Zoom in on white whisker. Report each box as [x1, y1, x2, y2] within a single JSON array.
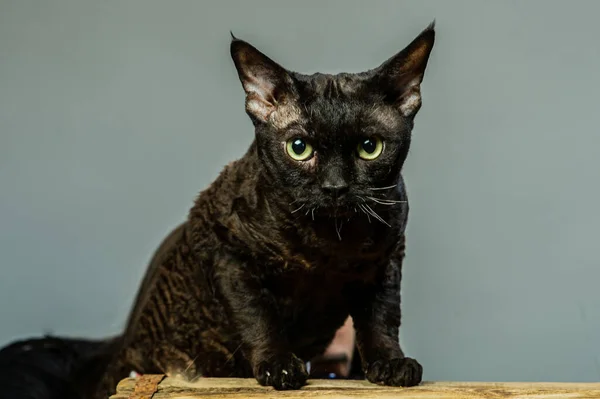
[[291, 203, 306, 214], [358, 204, 372, 223], [364, 204, 391, 227], [368, 184, 398, 191], [335, 218, 342, 241], [367, 196, 406, 206]]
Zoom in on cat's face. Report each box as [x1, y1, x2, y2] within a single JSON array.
[[231, 24, 435, 216]]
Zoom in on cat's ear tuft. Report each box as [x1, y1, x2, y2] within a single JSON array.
[[230, 39, 295, 124], [374, 22, 435, 119]]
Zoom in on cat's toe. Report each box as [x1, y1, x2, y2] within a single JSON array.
[[255, 353, 308, 390], [366, 357, 422, 387]]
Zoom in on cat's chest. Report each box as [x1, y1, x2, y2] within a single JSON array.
[[264, 271, 359, 353], [289, 215, 402, 262], [265, 267, 372, 310]]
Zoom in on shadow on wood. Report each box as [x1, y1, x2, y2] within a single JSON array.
[[110, 375, 600, 399]]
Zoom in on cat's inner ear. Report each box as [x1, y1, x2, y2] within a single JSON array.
[[230, 38, 297, 125], [374, 22, 435, 119]]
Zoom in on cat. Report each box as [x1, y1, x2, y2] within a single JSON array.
[[94, 22, 436, 397]]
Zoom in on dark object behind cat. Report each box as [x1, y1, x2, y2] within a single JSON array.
[[0, 335, 119, 399], [2, 23, 434, 398]]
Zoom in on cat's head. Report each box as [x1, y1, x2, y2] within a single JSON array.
[[231, 23, 435, 217]]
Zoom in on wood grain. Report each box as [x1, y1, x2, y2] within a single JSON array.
[[110, 376, 600, 399]]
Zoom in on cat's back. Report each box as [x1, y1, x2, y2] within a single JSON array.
[[126, 152, 262, 338], [123, 222, 188, 337]]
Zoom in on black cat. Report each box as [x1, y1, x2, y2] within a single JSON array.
[[94, 22, 436, 396]]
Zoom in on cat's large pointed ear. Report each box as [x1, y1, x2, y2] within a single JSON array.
[[230, 36, 297, 124], [373, 22, 435, 119]]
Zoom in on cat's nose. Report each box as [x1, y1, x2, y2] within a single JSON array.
[[321, 166, 349, 198], [321, 180, 349, 197]]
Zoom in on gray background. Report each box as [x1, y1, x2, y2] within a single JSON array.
[[1, 0, 599, 382]]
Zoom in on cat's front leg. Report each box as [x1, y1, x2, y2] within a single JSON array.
[[349, 258, 423, 387], [217, 261, 308, 390]]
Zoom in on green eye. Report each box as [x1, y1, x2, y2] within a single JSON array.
[[357, 137, 384, 160], [286, 138, 314, 161]]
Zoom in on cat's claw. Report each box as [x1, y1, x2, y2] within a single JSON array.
[[255, 353, 308, 390], [366, 357, 423, 387]]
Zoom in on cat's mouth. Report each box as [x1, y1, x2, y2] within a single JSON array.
[[309, 205, 357, 219], [292, 196, 369, 220]]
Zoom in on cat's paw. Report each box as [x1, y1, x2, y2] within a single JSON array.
[[254, 353, 308, 390], [366, 357, 423, 387]]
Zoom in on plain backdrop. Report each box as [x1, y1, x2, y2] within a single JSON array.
[[1, 0, 600, 382]]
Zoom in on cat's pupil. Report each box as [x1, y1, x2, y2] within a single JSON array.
[[291, 139, 306, 155], [362, 139, 376, 154]]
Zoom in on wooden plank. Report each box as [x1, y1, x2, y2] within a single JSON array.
[[110, 376, 600, 399], [125, 375, 165, 399]]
